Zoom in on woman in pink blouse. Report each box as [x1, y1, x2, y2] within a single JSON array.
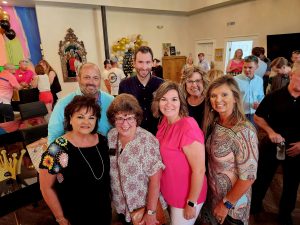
[[107, 94, 165, 225], [226, 49, 244, 75], [152, 81, 207, 225]]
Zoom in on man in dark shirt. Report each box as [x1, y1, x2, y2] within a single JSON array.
[[119, 46, 164, 134], [251, 69, 300, 225]]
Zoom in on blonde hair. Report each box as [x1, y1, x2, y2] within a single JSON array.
[[206, 69, 224, 83]]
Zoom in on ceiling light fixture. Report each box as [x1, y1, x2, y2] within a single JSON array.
[[2, 1, 8, 4]]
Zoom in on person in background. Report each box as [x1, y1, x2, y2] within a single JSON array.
[[251, 47, 267, 78], [267, 57, 291, 94], [206, 69, 224, 84], [152, 58, 163, 79], [258, 47, 271, 94], [181, 66, 208, 128], [107, 93, 165, 225], [234, 55, 264, 126], [101, 59, 112, 93], [202, 76, 258, 225], [39, 59, 62, 106], [291, 50, 300, 67], [152, 81, 207, 225], [198, 53, 210, 73], [107, 58, 126, 97], [39, 96, 112, 225], [31, 65, 53, 114], [251, 68, 300, 225], [226, 49, 244, 75], [119, 46, 164, 135], [14, 59, 34, 88], [181, 55, 195, 76], [48, 62, 114, 144], [0, 64, 21, 123]]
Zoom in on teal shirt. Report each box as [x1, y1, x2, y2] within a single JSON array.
[[48, 88, 114, 144]]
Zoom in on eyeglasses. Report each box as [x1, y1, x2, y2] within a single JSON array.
[[115, 116, 136, 124], [186, 79, 202, 85]]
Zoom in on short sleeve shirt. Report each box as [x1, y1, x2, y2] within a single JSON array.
[[156, 116, 207, 208], [108, 127, 165, 222]]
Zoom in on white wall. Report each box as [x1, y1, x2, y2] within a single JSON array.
[[106, 9, 190, 61], [188, 0, 300, 70], [35, 4, 104, 97]]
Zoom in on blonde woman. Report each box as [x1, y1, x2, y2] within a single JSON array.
[[226, 49, 244, 75]]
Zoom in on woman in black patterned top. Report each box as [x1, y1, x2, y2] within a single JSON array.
[[39, 96, 111, 225]]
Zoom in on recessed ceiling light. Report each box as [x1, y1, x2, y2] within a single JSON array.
[[2, 1, 8, 4]]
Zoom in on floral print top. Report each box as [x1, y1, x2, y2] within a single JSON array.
[[108, 127, 165, 222], [206, 121, 258, 225]]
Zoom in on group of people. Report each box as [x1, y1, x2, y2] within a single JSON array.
[[37, 45, 299, 225], [0, 59, 61, 122]]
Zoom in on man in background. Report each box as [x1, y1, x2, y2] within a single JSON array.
[[291, 50, 300, 67], [152, 58, 163, 79], [48, 62, 114, 143], [252, 47, 267, 78], [101, 59, 111, 93], [108, 58, 126, 97], [197, 52, 210, 72], [234, 55, 264, 125], [119, 46, 163, 134], [0, 64, 21, 123]]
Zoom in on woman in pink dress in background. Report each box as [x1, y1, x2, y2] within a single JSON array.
[[152, 81, 207, 225], [226, 49, 244, 75]]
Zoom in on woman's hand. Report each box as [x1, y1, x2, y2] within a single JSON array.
[[141, 213, 158, 225], [213, 201, 229, 224], [183, 204, 196, 220]]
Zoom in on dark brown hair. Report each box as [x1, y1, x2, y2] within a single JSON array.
[[270, 57, 289, 68], [152, 81, 188, 118], [107, 94, 143, 126], [64, 95, 100, 133], [134, 46, 153, 61], [39, 59, 55, 75]]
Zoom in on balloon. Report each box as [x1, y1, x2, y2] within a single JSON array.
[[0, 20, 10, 31], [125, 38, 130, 44], [1, 11, 10, 21], [5, 29, 16, 40]]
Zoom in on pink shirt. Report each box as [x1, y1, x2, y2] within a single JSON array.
[[156, 116, 207, 208], [15, 69, 34, 84], [0, 70, 21, 104]]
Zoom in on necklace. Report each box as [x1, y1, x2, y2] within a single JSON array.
[[77, 145, 104, 180]]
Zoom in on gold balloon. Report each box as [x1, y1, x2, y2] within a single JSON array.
[[125, 38, 130, 44], [116, 45, 121, 51], [1, 11, 10, 21]]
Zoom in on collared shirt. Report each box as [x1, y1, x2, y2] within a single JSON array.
[[254, 58, 267, 78], [14, 69, 34, 84], [234, 74, 264, 114], [48, 88, 114, 144], [119, 75, 163, 135], [198, 59, 210, 72], [0, 70, 21, 104]]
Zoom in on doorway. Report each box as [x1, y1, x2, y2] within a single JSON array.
[[225, 40, 253, 71], [195, 40, 215, 66]]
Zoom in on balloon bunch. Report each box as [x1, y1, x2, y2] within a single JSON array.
[[0, 7, 16, 40], [110, 34, 148, 66]]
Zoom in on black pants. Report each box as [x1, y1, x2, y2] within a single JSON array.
[[251, 136, 300, 218], [0, 103, 14, 123]]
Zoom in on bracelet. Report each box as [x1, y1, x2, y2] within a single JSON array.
[[56, 217, 66, 223]]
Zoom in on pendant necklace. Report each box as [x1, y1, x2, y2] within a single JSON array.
[[77, 145, 104, 180]]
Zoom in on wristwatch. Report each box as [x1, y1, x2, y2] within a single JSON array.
[[187, 200, 197, 208], [147, 209, 156, 215], [223, 198, 234, 209]]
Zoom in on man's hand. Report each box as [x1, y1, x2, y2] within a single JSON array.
[[268, 131, 285, 144], [286, 142, 300, 157]]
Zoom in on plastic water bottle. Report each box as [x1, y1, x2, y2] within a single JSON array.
[[276, 142, 286, 160]]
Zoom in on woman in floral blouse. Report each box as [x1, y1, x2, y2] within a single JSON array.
[[39, 96, 111, 225], [107, 93, 165, 225], [202, 76, 258, 225]]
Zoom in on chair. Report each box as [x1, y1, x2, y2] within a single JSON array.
[[18, 101, 48, 146]]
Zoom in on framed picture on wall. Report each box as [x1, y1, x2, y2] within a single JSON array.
[[162, 43, 171, 56], [170, 46, 176, 56], [215, 48, 223, 61]]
